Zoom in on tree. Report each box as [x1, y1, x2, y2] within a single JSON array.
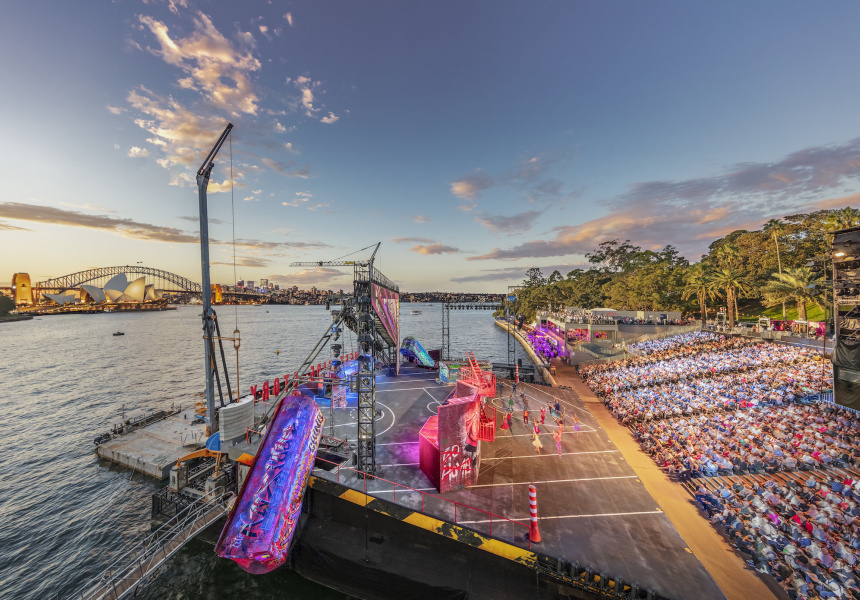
[[682, 263, 716, 327], [761, 267, 823, 321], [0, 295, 13, 317], [824, 207, 860, 231], [709, 268, 752, 327], [763, 218, 786, 319], [547, 269, 563, 284], [523, 267, 546, 289], [586, 239, 642, 273]]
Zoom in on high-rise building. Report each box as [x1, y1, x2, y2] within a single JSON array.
[[274, 284, 280, 291], [236, 280, 245, 289], [260, 278, 269, 289], [246, 281, 254, 289]]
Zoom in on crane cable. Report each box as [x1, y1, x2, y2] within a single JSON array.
[[230, 131, 237, 329]]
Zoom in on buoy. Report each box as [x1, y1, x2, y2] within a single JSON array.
[[528, 485, 541, 543], [276, 349, 280, 355]]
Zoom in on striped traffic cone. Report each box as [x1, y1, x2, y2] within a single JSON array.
[[528, 484, 541, 543]]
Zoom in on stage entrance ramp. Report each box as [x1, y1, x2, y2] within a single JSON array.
[[400, 336, 436, 368], [215, 395, 324, 574]]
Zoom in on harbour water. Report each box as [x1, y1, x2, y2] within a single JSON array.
[[0, 304, 536, 600]]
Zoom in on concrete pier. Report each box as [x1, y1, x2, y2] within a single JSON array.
[[96, 408, 207, 479]]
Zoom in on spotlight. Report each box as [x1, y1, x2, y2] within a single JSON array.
[[835, 251, 847, 258]]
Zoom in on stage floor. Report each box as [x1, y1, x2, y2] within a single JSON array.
[[312, 365, 725, 600]]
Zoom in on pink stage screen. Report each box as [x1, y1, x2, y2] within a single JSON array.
[[371, 283, 400, 345], [215, 395, 324, 574]]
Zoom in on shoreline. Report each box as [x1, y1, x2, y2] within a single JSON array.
[[493, 318, 557, 385], [0, 315, 33, 323]]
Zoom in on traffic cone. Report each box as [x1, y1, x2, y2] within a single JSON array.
[[528, 484, 541, 543]]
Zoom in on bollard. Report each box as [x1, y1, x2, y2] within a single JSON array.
[[528, 484, 541, 543]]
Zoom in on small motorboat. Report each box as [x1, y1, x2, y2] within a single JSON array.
[[113, 331, 125, 336], [411, 309, 422, 315]]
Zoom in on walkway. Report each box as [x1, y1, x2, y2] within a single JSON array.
[[550, 359, 777, 600]]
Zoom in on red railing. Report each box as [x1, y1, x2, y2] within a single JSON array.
[[313, 455, 531, 548]]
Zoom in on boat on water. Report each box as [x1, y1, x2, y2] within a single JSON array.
[[411, 309, 422, 314], [112, 331, 124, 336]]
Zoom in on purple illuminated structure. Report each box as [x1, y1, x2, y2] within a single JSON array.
[[215, 395, 324, 574]]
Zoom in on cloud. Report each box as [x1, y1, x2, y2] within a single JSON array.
[[107, 105, 125, 115], [320, 112, 339, 124], [468, 137, 860, 261], [137, 13, 260, 115], [274, 121, 286, 132], [270, 267, 347, 285], [457, 203, 477, 212], [0, 202, 200, 244], [212, 256, 271, 268], [0, 220, 31, 232], [262, 157, 311, 178], [128, 146, 149, 158], [450, 263, 587, 283], [450, 172, 493, 200], [413, 215, 430, 223], [282, 191, 325, 209], [284, 12, 294, 26], [259, 25, 268, 34], [474, 210, 543, 235], [410, 243, 461, 255], [0, 202, 329, 251], [391, 236, 435, 244], [178, 215, 225, 225]]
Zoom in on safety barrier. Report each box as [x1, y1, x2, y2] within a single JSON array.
[[312, 455, 532, 548], [67, 492, 233, 600]]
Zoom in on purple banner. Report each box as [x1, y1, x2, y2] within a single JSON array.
[[215, 395, 324, 574]]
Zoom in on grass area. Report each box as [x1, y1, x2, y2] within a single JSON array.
[[735, 300, 825, 322]]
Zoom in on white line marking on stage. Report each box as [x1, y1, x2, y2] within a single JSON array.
[[377, 386, 442, 392], [458, 510, 663, 524], [377, 463, 419, 467], [481, 450, 619, 460], [375, 401, 396, 436], [468, 475, 637, 488]]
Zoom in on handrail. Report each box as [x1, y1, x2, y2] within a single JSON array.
[[67, 492, 233, 600], [312, 456, 532, 548]]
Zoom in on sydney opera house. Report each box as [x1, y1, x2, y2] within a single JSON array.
[[43, 274, 162, 306]]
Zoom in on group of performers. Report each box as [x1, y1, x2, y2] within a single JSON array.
[[499, 392, 580, 456]]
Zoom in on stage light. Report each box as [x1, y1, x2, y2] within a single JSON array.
[[835, 251, 847, 257]]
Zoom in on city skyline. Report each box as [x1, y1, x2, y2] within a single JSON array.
[[2, 2, 860, 292]]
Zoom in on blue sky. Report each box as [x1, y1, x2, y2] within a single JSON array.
[[2, 1, 860, 291]]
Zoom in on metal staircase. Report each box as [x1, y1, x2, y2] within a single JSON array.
[[67, 492, 232, 600]]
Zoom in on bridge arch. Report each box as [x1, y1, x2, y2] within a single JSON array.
[[36, 266, 202, 293]]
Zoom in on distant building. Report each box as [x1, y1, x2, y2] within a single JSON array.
[[260, 278, 269, 289], [11, 273, 32, 305], [246, 281, 254, 289], [274, 284, 280, 291], [237, 279, 244, 289]]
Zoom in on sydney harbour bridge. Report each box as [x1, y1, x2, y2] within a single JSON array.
[[29, 265, 263, 300]]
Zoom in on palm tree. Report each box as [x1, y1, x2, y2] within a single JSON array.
[[763, 218, 786, 319], [761, 267, 823, 321], [682, 263, 716, 327], [708, 268, 752, 327], [824, 207, 860, 232], [713, 244, 744, 319]]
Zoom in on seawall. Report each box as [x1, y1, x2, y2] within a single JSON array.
[[493, 319, 556, 385]]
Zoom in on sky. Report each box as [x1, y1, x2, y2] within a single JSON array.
[[2, 1, 860, 292]]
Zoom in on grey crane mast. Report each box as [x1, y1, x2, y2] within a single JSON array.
[[196, 123, 234, 434]]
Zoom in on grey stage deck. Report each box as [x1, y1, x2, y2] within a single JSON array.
[[313, 365, 725, 600], [97, 408, 207, 478]]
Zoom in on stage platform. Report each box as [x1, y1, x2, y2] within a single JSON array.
[[311, 365, 725, 600]]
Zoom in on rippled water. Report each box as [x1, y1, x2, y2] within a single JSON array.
[[0, 304, 535, 599]]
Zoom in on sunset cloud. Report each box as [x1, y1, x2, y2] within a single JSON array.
[[410, 243, 461, 255], [468, 137, 860, 261], [450, 172, 493, 200]]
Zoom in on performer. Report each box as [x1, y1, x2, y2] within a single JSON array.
[[572, 414, 581, 432], [553, 425, 563, 457], [523, 408, 529, 425], [540, 406, 546, 425], [532, 425, 543, 455]]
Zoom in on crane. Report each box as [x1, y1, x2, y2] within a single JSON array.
[[196, 123, 234, 434], [289, 242, 380, 269]]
